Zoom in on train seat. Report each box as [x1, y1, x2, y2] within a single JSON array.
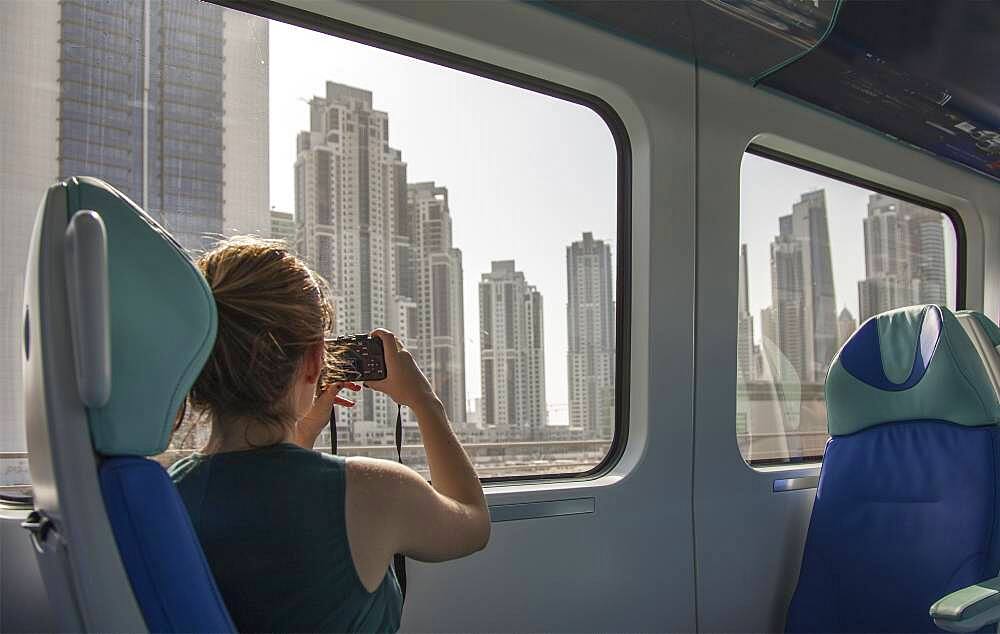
[[22, 177, 233, 632], [787, 304, 1000, 633], [956, 311, 1000, 398]]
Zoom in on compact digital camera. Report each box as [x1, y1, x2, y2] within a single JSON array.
[[327, 334, 387, 381]]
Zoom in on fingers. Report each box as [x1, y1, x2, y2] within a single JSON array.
[[335, 381, 359, 407], [370, 328, 395, 350], [370, 328, 403, 352], [318, 382, 361, 408], [369, 329, 402, 385], [335, 381, 360, 406], [334, 395, 356, 407]]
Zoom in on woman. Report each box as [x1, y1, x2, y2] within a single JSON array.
[[169, 237, 490, 633]]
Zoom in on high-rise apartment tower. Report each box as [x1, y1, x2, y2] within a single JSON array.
[[479, 261, 546, 440], [567, 232, 615, 438], [294, 82, 406, 442], [406, 182, 466, 425]]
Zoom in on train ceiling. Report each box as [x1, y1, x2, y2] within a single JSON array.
[[541, 0, 1000, 182]]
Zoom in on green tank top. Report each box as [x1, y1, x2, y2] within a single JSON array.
[[168, 443, 402, 633]]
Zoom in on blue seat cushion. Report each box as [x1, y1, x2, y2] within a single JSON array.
[[99, 457, 234, 633], [787, 421, 1000, 633]]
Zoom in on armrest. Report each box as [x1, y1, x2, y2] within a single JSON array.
[[931, 576, 1000, 632]]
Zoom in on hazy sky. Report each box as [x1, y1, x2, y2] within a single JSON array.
[[741, 153, 958, 342], [269, 22, 617, 422]]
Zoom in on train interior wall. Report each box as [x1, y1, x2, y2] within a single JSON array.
[[2, 1, 1000, 632]]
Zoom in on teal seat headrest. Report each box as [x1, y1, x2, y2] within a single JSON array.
[[826, 304, 1000, 436], [58, 177, 216, 455]]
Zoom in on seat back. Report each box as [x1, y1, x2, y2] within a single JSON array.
[[23, 177, 233, 632], [956, 310, 1000, 396], [99, 457, 234, 632], [786, 304, 1000, 633]]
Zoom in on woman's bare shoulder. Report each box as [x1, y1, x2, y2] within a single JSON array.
[[345, 456, 424, 502]]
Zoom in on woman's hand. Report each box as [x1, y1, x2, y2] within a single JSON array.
[[294, 381, 361, 450], [366, 329, 438, 410]]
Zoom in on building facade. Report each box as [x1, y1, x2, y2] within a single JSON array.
[[479, 261, 547, 440], [270, 210, 295, 247], [769, 233, 806, 382], [0, 0, 267, 469], [567, 233, 615, 439], [294, 82, 406, 442], [0, 1, 60, 470], [407, 182, 466, 425], [909, 207, 947, 305], [221, 9, 270, 239], [294, 84, 468, 441], [764, 190, 837, 384], [736, 243, 756, 383], [837, 307, 857, 349], [56, 0, 268, 252]]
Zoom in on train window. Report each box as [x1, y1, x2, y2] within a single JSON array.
[[737, 148, 960, 465], [1, 0, 624, 485]]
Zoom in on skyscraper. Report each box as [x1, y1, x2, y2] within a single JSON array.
[[407, 182, 466, 425], [736, 244, 756, 383], [270, 210, 295, 247], [480, 261, 546, 440], [909, 207, 947, 305], [566, 232, 615, 438], [862, 194, 912, 279], [837, 307, 857, 349], [858, 277, 910, 323], [0, 0, 268, 457], [769, 234, 806, 381], [793, 190, 838, 381], [858, 194, 913, 320], [295, 82, 407, 442], [764, 190, 837, 383], [54, 0, 268, 252], [858, 193, 947, 321], [760, 306, 776, 348]]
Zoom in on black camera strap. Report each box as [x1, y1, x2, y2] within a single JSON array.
[[393, 404, 407, 604], [329, 402, 407, 605]]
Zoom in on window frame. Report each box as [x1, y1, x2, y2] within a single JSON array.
[[205, 0, 633, 484], [740, 142, 967, 467]]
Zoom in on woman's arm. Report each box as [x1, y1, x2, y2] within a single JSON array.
[[344, 330, 489, 590]]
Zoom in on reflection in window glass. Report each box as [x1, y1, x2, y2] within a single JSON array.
[[737, 152, 957, 465], [0, 0, 618, 485]]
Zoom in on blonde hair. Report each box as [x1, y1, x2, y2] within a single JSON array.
[[186, 236, 342, 438]]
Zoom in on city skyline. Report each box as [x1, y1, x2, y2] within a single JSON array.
[[740, 187, 950, 387], [268, 21, 617, 425], [737, 180, 952, 463], [741, 153, 958, 347], [289, 80, 613, 441]]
